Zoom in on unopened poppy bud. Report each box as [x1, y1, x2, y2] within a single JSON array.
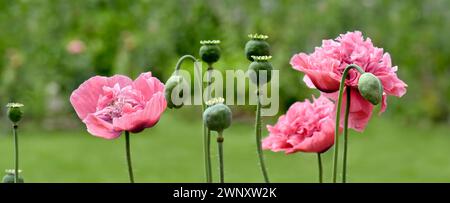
[[2, 169, 24, 183], [358, 73, 383, 105], [245, 34, 271, 61], [6, 103, 24, 124], [203, 98, 232, 133], [164, 75, 187, 109], [199, 40, 221, 64], [248, 56, 273, 85]]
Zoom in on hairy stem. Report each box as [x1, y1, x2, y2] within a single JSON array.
[[174, 55, 197, 73], [317, 153, 323, 183], [217, 131, 224, 183], [125, 131, 134, 183], [332, 64, 364, 183], [256, 87, 270, 183], [174, 55, 212, 183], [342, 87, 351, 183], [204, 65, 214, 183], [13, 124, 19, 183]]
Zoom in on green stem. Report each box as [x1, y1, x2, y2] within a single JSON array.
[[13, 124, 18, 183], [173, 55, 212, 183], [205, 65, 214, 183], [342, 87, 351, 183], [203, 119, 212, 184], [332, 64, 364, 183], [125, 131, 134, 183], [206, 130, 212, 182], [317, 153, 323, 183], [256, 87, 270, 183], [174, 55, 197, 73], [217, 131, 224, 183]]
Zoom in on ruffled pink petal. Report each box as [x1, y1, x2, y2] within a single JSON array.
[[132, 72, 165, 101], [291, 53, 340, 93], [377, 71, 407, 97], [302, 75, 316, 89], [70, 75, 132, 120], [289, 119, 335, 153], [106, 75, 133, 88], [302, 69, 340, 93], [83, 114, 121, 139], [112, 92, 167, 133], [290, 53, 311, 71], [262, 134, 292, 153], [264, 95, 336, 154]]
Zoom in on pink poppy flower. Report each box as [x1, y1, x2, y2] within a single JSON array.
[[66, 39, 86, 55], [263, 95, 337, 154], [70, 72, 167, 139], [290, 31, 407, 131]]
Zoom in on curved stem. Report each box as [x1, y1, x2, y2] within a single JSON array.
[[317, 153, 323, 183], [256, 86, 270, 183], [342, 87, 351, 183], [174, 55, 197, 74], [332, 64, 364, 183], [217, 131, 224, 183], [174, 55, 212, 183], [13, 124, 19, 183], [125, 131, 134, 183]]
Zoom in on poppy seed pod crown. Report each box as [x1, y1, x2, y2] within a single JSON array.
[[2, 169, 24, 183], [358, 73, 383, 105], [199, 40, 221, 64], [203, 98, 232, 133], [245, 34, 271, 61], [6, 103, 24, 124], [248, 56, 273, 85], [164, 75, 187, 109]]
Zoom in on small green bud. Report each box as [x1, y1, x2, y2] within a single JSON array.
[[6, 103, 24, 124], [164, 75, 188, 109], [2, 170, 24, 183], [248, 56, 273, 85], [203, 98, 232, 133], [199, 40, 221, 64], [245, 34, 271, 61], [358, 73, 383, 105]]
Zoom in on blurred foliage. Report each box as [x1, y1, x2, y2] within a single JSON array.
[[0, 0, 449, 124]]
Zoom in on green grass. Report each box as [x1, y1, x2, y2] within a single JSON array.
[[0, 109, 449, 183]]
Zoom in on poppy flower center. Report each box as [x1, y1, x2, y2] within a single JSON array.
[[94, 84, 145, 123]]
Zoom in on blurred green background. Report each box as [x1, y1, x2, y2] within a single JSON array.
[[0, 0, 449, 182]]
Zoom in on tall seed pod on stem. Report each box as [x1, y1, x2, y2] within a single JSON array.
[[199, 40, 221, 183], [203, 98, 232, 183], [3, 103, 24, 183], [244, 33, 273, 183]]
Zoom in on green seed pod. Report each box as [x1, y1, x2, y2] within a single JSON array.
[[164, 75, 188, 109], [245, 34, 271, 61], [6, 103, 24, 124], [199, 40, 221, 64], [248, 56, 273, 85], [2, 170, 24, 183], [358, 73, 383, 105], [203, 98, 232, 133]]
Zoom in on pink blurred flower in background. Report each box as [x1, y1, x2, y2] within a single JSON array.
[[290, 31, 407, 131], [70, 72, 167, 139], [66, 39, 86, 54], [263, 95, 336, 154]]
